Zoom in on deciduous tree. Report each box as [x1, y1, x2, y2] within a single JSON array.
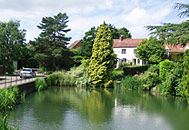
[[136, 37, 166, 64], [0, 20, 26, 73]]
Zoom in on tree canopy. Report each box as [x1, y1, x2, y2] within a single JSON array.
[[174, 3, 189, 18], [146, 3, 189, 46], [87, 23, 116, 87], [0, 20, 26, 73], [31, 12, 72, 70], [80, 27, 97, 58], [81, 24, 131, 58], [136, 37, 166, 64]]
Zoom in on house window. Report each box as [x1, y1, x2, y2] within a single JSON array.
[[134, 49, 137, 54], [121, 49, 126, 54], [122, 58, 127, 62]]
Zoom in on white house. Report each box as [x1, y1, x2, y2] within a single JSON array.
[[113, 38, 145, 68], [69, 38, 189, 68]]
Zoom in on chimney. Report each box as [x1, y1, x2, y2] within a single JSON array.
[[120, 35, 124, 41]]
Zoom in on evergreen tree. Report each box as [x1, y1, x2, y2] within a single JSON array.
[[174, 3, 189, 18], [147, 3, 189, 46], [87, 23, 116, 87], [32, 12, 71, 70], [0, 20, 26, 73], [81, 25, 131, 58], [147, 21, 189, 46]]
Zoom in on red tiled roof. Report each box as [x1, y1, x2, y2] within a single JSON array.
[[113, 39, 144, 48], [165, 43, 189, 53], [68, 40, 82, 49]]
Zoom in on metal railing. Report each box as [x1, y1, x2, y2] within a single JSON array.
[[0, 73, 45, 88]]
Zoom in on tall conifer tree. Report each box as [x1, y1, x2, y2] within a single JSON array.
[[87, 23, 115, 87], [32, 12, 71, 70]]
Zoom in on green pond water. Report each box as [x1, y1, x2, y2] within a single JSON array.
[[7, 87, 189, 130]]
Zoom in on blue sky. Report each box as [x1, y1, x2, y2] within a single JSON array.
[[0, 0, 188, 43]]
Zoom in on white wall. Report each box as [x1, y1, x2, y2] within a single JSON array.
[[113, 47, 143, 68]]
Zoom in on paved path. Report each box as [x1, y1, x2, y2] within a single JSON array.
[[0, 74, 46, 89]]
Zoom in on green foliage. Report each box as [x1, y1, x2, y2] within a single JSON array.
[[181, 50, 189, 103], [81, 27, 97, 58], [174, 3, 189, 18], [66, 65, 91, 87], [136, 37, 166, 64], [0, 116, 19, 130], [87, 23, 116, 87], [35, 78, 48, 92], [108, 24, 131, 39], [31, 12, 72, 71], [121, 61, 132, 68], [0, 20, 26, 73], [19, 46, 38, 68], [138, 64, 160, 90], [123, 65, 149, 76], [147, 3, 189, 46], [169, 53, 183, 61], [20, 90, 26, 101], [158, 62, 184, 95], [112, 69, 124, 80], [121, 76, 142, 90], [117, 27, 132, 39], [159, 60, 175, 82], [47, 73, 64, 86], [81, 24, 131, 59], [0, 86, 19, 112], [147, 21, 189, 46], [70, 48, 83, 66]]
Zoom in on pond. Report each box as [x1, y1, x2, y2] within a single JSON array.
[[8, 87, 189, 130]]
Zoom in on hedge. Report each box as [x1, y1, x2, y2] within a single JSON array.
[[123, 65, 149, 76]]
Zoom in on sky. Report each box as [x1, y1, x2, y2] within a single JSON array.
[[0, 0, 188, 44]]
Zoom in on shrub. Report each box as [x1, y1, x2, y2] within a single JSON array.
[[121, 76, 142, 90], [112, 69, 124, 80], [66, 65, 91, 87], [123, 65, 149, 76], [181, 50, 189, 103], [35, 78, 48, 92], [47, 73, 64, 86], [0, 86, 19, 112], [159, 59, 174, 82], [158, 63, 183, 95], [121, 61, 132, 68], [138, 64, 160, 90]]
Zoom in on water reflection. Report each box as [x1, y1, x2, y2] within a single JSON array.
[[7, 87, 189, 130], [114, 89, 189, 130]]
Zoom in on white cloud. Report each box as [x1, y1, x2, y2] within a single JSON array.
[[0, 0, 187, 43]]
